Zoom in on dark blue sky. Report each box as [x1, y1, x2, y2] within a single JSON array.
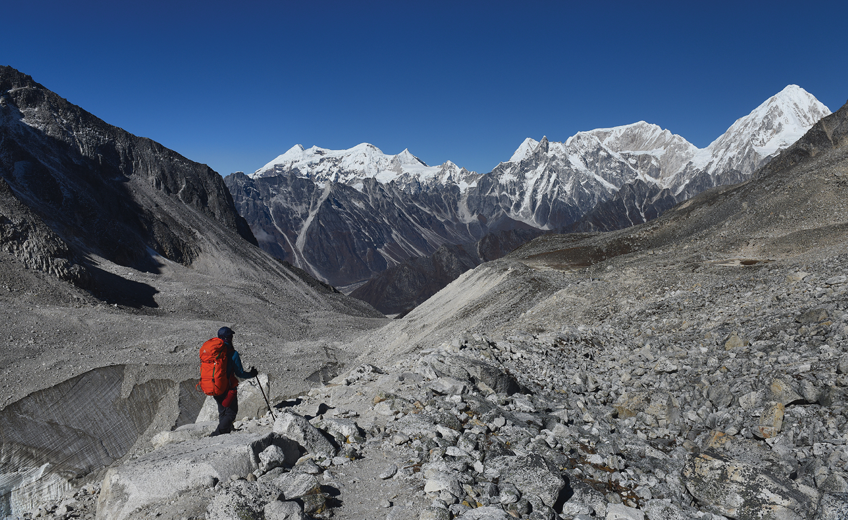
[[3, 1, 846, 175]]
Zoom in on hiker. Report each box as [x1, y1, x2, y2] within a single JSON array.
[[206, 326, 258, 436]]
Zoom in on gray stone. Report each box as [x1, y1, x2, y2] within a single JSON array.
[[797, 308, 829, 324], [387, 506, 410, 520], [614, 391, 680, 424], [815, 493, 848, 520], [259, 445, 289, 472], [819, 474, 848, 494], [319, 417, 362, 441], [653, 358, 678, 373], [682, 452, 819, 519], [756, 401, 785, 439], [150, 423, 210, 449], [429, 377, 468, 395], [462, 359, 524, 395], [498, 482, 521, 504], [512, 394, 536, 412], [837, 355, 848, 375], [708, 383, 733, 409], [273, 412, 336, 458], [293, 458, 322, 475], [456, 506, 511, 519], [725, 332, 746, 350], [769, 378, 805, 406], [206, 480, 264, 520], [263, 500, 305, 520], [786, 272, 810, 283], [272, 472, 320, 500], [424, 472, 464, 498], [300, 492, 327, 515], [799, 380, 821, 403], [379, 464, 398, 479], [485, 454, 564, 508], [643, 499, 688, 520], [606, 503, 645, 520], [739, 389, 765, 411], [420, 507, 452, 520]]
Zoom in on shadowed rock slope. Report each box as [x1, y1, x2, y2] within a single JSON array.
[[0, 66, 255, 277], [350, 227, 543, 316]]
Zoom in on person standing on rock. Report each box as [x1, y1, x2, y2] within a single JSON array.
[[209, 326, 258, 437]]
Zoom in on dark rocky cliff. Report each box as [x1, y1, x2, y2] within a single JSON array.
[[0, 66, 255, 286]]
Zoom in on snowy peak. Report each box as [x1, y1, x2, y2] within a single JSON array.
[[586, 122, 696, 157], [396, 148, 427, 166], [691, 85, 831, 173], [735, 84, 830, 155], [251, 143, 476, 190], [509, 138, 539, 163]]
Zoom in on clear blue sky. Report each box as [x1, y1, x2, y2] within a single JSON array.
[[3, 1, 846, 175]]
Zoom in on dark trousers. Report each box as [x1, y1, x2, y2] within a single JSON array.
[[211, 390, 238, 436]]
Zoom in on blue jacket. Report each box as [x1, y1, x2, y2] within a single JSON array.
[[225, 343, 251, 384]]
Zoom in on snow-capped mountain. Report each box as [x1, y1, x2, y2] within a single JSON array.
[[226, 85, 830, 298], [252, 143, 481, 193], [669, 84, 831, 197]]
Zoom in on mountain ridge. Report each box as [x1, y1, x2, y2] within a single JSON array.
[[228, 85, 830, 310]]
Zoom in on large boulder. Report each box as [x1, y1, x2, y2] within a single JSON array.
[[484, 454, 565, 508], [682, 452, 819, 519], [273, 412, 336, 458], [462, 358, 525, 395], [614, 390, 680, 424], [96, 432, 299, 520]]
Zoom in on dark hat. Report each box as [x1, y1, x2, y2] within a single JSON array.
[[217, 326, 235, 338]]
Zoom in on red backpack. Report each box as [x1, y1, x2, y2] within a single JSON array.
[[199, 338, 230, 396]]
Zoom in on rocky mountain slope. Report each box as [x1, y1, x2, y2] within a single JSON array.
[[44, 95, 848, 520], [0, 66, 388, 517], [227, 86, 830, 311], [350, 227, 542, 316], [0, 66, 255, 276]]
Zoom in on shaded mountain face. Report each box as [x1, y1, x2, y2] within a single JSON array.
[[228, 86, 828, 304], [349, 226, 543, 315], [0, 66, 256, 289], [225, 171, 530, 290]]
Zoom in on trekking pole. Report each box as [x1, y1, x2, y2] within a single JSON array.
[[254, 374, 276, 421]]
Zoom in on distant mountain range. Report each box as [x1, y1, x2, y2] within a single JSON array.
[[225, 85, 830, 313]]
